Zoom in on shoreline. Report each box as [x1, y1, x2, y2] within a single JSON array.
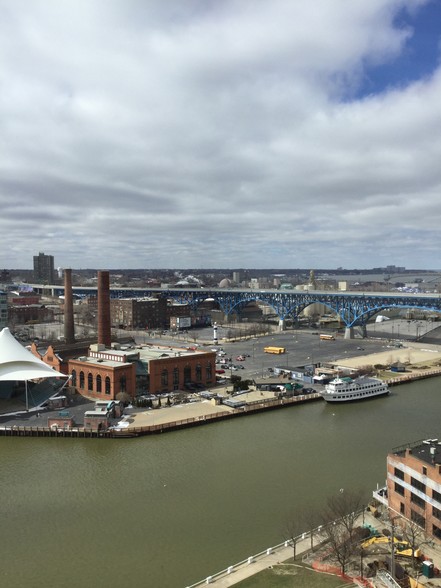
[[2, 340, 441, 440], [0, 392, 322, 438]]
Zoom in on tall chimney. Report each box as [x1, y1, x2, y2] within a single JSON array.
[[64, 268, 75, 344], [97, 270, 111, 347]]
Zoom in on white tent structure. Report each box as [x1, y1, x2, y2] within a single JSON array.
[[0, 327, 68, 409]]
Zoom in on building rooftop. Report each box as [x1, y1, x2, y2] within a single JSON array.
[[72, 355, 132, 368], [392, 438, 441, 466], [71, 343, 215, 369], [136, 344, 214, 363]]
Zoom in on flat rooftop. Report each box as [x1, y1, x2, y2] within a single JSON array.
[[392, 438, 441, 466], [70, 343, 214, 367], [136, 344, 214, 362]]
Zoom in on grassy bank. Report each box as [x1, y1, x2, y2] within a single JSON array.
[[234, 560, 358, 587]]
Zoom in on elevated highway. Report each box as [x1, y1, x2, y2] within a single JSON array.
[[30, 284, 441, 337]]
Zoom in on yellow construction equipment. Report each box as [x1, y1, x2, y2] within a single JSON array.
[[361, 535, 420, 558]]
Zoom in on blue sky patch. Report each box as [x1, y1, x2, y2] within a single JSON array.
[[357, 0, 441, 97]]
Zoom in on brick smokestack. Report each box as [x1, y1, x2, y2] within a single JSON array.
[[97, 270, 111, 348], [64, 268, 75, 344]]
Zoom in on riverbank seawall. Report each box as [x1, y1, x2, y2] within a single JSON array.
[[0, 392, 322, 439]]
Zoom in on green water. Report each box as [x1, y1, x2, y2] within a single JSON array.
[[1, 379, 440, 588]]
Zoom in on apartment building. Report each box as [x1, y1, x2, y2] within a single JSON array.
[[385, 439, 441, 540], [33, 252, 55, 284], [110, 297, 168, 330], [0, 291, 7, 329]]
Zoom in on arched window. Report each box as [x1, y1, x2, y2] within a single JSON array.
[[105, 376, 111, 395], [195, 363, 202, 382], [173, 367, 179, 386], [184, 365, 191, 384], [96, 375, 102, 392], [88, 373, 93, 391], [120, 375, 126, 392], [71, 369, 77, 387], [206, 362, 212, 380], [161, 370, 168, 387], [79, 371, 85, 389]]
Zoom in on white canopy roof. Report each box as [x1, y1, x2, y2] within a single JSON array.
[[0, 327, 67, 381]]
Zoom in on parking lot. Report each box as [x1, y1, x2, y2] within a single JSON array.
[[136, 324, 421, 384]]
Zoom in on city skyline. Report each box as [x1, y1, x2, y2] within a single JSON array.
[[1, 1, 440, 270]]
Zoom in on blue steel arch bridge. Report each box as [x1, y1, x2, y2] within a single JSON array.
[[38, 285, 441, 336]]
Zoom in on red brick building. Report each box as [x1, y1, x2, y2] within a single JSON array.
[[68, 344, 137, 401], [110, 297, 168, 330], [31, 341, 96, 376], [33, 337, 216, 399], [146, 347, 216, 394], [9, 305, 54, 325], [381, 439, 441, 541]]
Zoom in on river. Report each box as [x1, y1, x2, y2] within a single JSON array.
[[1, 377, 440, 588]]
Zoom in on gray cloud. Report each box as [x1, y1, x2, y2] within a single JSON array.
[[0, 0, 440, 270]]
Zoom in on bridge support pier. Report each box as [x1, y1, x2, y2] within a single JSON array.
[[278, 319, 286, 332], [344, 327, 354, 339]]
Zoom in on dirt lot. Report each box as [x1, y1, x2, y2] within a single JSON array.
[[334, 342, 441, 375]]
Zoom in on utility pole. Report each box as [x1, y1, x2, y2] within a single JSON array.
[[390, 517, 396, 580]]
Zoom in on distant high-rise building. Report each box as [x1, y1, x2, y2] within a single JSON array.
[[0, 290, 7, 329], [33, 252, 55, 284]]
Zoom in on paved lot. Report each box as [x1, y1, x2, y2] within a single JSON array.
[[2, 328, 441, 428]]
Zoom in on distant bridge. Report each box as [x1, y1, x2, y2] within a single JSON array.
[[32, 284, 441, 336]]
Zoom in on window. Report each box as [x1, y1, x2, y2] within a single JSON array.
[[423, 466, 427, 475], [79, 371, 85, 389], [184, 365, 191, 384], [120, 375, 126, 393], [173, 368, 179, 386], [161, 370, 168, 387], [410, 492, 425, 509], [433, 525, 441, 540], [411, 509, 425, 528], [206, 362, 212, 380], [433, 489, 441, 503], [400, 502, 405, 514], [394, 467, 405, 481], [88, 373, 93, 391], [433, 506, 441, 521], [71, 369, 77, 387], [195, 364, 202, 382], [105, 376, 111, 395], [394, 483, 405, 497], [411, 477, 426, 493], [96, 375, 102, 393]]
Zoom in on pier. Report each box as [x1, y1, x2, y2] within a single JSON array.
[[0, 392, 322, 439]]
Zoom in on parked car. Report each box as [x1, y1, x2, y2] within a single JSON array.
[[236, 355, 246, 361]]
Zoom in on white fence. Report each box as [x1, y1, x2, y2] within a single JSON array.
[[185, 525, 324, 588]]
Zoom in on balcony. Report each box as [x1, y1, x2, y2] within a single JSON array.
[[373, 485, 388, 507]]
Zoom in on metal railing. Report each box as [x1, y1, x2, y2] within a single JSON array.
[[185, 525, 324, 588], [186, 507, 375, 588], [377, 570, 401, 588]]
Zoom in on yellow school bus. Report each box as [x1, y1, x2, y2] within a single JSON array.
[[319, 334, 335, 341], [264, 346, 286, 354]]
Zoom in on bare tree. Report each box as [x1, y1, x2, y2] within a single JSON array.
[[283, 509, 323, 560], [283, 516, 304, 561], [399, 519, 427, 570], [320, 489, 364, 575], [301, 510, 322, 552]]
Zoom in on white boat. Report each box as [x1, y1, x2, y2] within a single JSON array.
[[321, 376, 389, 403]]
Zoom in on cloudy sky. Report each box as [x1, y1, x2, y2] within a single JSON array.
[[1, 0, 440, 270]]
